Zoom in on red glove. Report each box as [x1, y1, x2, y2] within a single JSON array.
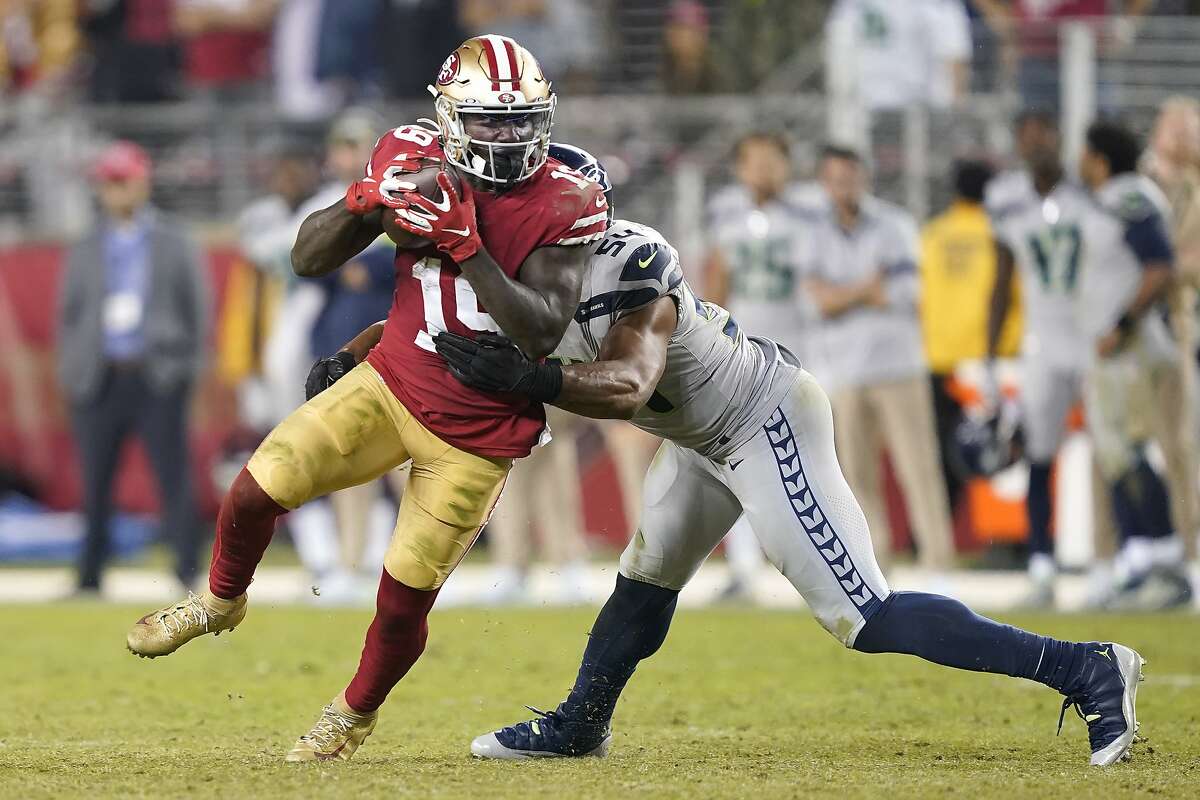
[[343, 155, 438, 216], [391, 172, 482, 262]]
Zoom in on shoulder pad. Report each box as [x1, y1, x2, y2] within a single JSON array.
[[367, 124, 443, 177], [587, 221, 683, 314]]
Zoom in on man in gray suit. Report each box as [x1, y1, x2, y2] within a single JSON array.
[[57, 141, 210, 592]]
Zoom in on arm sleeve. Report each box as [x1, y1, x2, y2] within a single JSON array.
[[1124, 210, 1175, 268]]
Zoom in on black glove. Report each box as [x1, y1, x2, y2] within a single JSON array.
[[434, 331, 562, 401], [304, 351, 358, 400]]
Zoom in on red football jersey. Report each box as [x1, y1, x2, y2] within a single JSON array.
[[363, 124, 609, 457]]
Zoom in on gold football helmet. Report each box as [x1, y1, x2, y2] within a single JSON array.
[[428, 35, 556, 188]]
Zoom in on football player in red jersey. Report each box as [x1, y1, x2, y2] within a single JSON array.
[[124, 34, 608, 762]]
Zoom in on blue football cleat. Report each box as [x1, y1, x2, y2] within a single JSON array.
[[1057, 642, 1146, 766], [470, 704, 611, 760]]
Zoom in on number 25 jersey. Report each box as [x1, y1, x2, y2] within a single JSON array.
[[363, 125, 608, 458]]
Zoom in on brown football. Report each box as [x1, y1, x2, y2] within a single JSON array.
[[380, 165, 464, 249]]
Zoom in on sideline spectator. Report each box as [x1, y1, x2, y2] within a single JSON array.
[[379, 0, 465, 99], [705, 131, 817, 599], [804, 145, 957, 576], [0, 0, 80, 97], [57, 142, 209, 594], [719, 0, 831, 91], [1146, 96, 1200, 573], [83, 0, 178, 103], [826, 0, 972, 111], [660, 0, 722, 94], [459, 0, 599, 90], [973, 0, 1154, 112], [919, 159, 1021, 510], [273, 0, 384, 120]]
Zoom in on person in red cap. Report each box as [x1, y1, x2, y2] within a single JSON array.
[[57, 140, 211, 595]]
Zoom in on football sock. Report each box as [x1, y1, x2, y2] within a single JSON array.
[[1110, 455, 1174, 542], [344, 568, 440, 713], [854, 591, 1093, 694], [208, 468, 287, 600], [560, 574, 679, 724], [1026, 461, 1053, 557]]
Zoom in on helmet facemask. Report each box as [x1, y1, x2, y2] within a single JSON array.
[[434, 93, 555, 189]]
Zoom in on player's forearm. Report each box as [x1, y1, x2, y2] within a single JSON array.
[[458, 249, 569, 359], [1123, 265, 1172, 322], [292, 200, 381, 278], [341, 321, 387, 363], [553, 361, 655, 420], [808, 278, 869, 319]]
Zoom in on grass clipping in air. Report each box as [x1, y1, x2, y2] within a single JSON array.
[[2, 605, 1198, 798]]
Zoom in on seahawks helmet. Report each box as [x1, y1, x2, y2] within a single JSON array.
[[549, 142, 614, 223]]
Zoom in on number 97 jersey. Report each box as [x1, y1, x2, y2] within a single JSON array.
[[363, 124, 609, 459]]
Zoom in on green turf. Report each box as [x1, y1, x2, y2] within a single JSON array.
[[3, 604, 1198, 799]]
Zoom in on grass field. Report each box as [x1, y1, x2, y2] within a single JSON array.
[[3, 604, 1199, 799]]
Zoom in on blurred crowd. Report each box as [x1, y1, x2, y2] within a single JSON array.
[[3, 1, 1197, 112]]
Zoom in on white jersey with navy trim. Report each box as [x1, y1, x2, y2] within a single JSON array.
[[706, 183, 820, 364], [985, 171, 1099, 368], [550, 217, 890, 645], [553, 219, 797, 461], [1085, 173, 1176, 348]]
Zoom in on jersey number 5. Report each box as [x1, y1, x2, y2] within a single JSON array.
[[413, 257, 501, 351]]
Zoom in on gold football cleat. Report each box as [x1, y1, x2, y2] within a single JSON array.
[[126, 591, 247, 658], [286, 695, 378, 762]]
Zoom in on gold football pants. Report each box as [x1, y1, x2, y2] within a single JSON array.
[[247, 363, 511, 589]]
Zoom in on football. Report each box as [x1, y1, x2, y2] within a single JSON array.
[[380, 164, 464, 249]]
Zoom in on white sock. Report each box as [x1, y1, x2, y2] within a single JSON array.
[[1028, 552, 1056, 584]]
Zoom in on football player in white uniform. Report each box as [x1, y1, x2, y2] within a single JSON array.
[[1077, 121, 1190, 607], [424, 147, 1147, 767], [986, 112, 1113, 606]]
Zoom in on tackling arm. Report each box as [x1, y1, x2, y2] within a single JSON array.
[[553, 297, 676, 420], [458, 243, 589, 359], [291, 200, 384, 278], [433, 296, 677, 420]]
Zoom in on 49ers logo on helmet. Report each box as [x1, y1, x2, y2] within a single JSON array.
[[497, 92, 516, 103], [437, 52, 461, 85]]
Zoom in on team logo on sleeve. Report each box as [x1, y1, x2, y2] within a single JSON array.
[[437, 52, 461, 86]]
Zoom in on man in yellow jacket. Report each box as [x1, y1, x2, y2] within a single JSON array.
[[919, 160, 1021, 510]]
